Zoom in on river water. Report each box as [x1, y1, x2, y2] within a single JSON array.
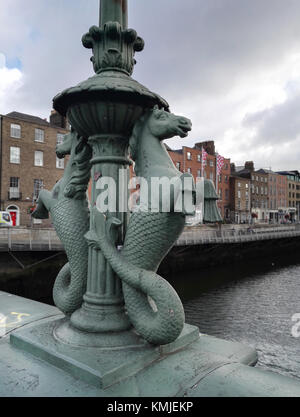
[[170, 254, 300, 381]]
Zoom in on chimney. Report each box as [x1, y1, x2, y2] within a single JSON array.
[[230, 163, 236, 173], [50, 109, 68, 128], [194, 140, 215, 155], [244, 161, 254, 171]]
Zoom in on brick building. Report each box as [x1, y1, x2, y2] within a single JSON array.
[[166, 141, 230, 220], [234, 162, 269, 222], [229, 173, 251, 223], [276, 170, 300, 221], [0, 111, 69, 227], [257, 169, 288, 223]]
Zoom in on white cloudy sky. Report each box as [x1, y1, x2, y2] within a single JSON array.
[[1, 0, 300, 171]]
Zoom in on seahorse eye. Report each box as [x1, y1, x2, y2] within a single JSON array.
[[157, 112, 166, 120]]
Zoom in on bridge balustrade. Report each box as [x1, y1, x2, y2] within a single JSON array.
[[0, 225, 299, 251]]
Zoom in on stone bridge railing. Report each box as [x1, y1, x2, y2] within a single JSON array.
[[1, 224, 300, 251], [0, 227, 63, 252], [176, 224, 300, 246]]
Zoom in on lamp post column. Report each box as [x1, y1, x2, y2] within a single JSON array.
[[70, 134, 131, 333]]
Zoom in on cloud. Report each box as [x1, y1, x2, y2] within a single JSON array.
[[0, 0, 300, 170], [0, 53, 23, 112], [244, 94, 300, 145]]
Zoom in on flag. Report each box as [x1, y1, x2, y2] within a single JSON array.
[[201, 148, 208, 166], [217, 154, 225, 175]]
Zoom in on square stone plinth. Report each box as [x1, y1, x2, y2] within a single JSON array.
[[10, 317, 200, 389]]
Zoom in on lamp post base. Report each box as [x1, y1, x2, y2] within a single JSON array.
[[10, 316, 200, 390], [4, 291, 300, 397]]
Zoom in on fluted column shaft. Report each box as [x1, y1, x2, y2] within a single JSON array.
[[70, 134, 131, 333]]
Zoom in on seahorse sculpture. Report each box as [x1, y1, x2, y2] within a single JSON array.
[[32, 130, 92, 315], [88, 106, 195, 345]]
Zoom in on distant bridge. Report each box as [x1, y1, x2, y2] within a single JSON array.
[[1, 224, 300, 252]]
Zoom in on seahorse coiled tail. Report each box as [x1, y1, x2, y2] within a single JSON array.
[[93, 210, 186, 345], [51, 198, 89, 315]]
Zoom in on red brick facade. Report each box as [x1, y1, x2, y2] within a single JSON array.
[[167, 141, 230, 219]]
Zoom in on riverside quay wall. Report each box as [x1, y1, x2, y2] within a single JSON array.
[[159, 223, 300, 276]]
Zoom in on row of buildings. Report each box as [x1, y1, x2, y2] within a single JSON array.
[[167, 142, 300, 224], [0, 110, 298, 226]]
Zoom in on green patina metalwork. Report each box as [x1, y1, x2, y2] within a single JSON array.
[[32, 0, 203, 344], [204, 179, 222, 223], [25, 0, 221, 349], [32, 131, 92, 315], [46, 0, 197, 343], [85, 107, 195, 345], [5, 0, 300, 397]]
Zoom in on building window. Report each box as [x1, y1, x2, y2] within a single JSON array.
[[238, 182, 241, 188], [10, 146, 20, 164], [210, 172, 214, 180], [57, 133, 65, 145], [197, 154, 201, 162], [238, 190, 241, 199], [33, 179, 44, 199], [209, 160, 214, 167], [56, 157, 64, 169], [10, 124, 21, 139], [197, 170, 201, 177], [10, 177, 19, 188], [176, 162, 181, 170], [187, 168, 191, 174], [9, 177, 20, 199], [34, 151, 44, 167], [225, 189, 229, 200], [35, 128, 44, 143], [187, 152, 191, 160]]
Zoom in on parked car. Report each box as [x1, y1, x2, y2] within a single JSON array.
[[0, 211, 13, 227]]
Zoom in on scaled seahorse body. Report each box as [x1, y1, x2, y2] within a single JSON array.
[[50, 198, 89, 315], [91, 107, 195, 345], [32, 131, 92, 315]]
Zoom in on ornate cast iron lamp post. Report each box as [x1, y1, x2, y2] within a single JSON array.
[[53, 0, 170, 341], [12, 0, 199, 387], [7, 0, 300, 397]]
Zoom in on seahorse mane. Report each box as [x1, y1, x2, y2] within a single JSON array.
[[64, 137, 92, 200]]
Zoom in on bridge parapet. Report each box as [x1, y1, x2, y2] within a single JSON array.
[[177, 224, 300, 246], [0, 227, 63, 252], [0, 225, 299, 251]]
